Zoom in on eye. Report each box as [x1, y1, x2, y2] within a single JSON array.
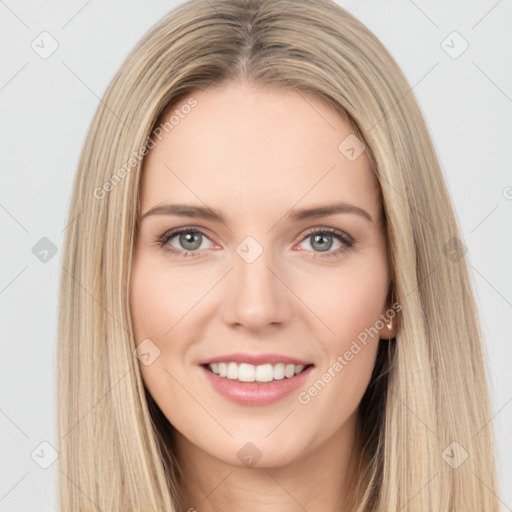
[[157, 226, 355, 259], [158, 227, 215, 257], [296, 227, 354, 258]]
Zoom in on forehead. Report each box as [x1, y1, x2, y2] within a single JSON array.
[[140, 82, 380, 221]]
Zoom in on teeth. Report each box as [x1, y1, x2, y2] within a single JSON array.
[[226, 362, 238, 379], [207, 362, 308, 382], [255, 364, 273, 382], [239, 363, 255, 382]]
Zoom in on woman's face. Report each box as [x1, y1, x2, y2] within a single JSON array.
[[130, 81, 391, 469]]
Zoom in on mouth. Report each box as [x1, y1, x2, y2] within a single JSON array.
[[202, 361, 313, 383], [198, 358, 315, 406]]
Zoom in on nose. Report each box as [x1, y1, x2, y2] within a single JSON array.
[[219, 247, 292, 332]]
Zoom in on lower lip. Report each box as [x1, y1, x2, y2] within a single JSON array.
[[199, 365, 314, 406]]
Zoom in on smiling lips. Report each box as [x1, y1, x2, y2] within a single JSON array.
[[198, 353, 314, 406]]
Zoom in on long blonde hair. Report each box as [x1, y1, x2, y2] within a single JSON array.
[[57, 0, 499, 509]]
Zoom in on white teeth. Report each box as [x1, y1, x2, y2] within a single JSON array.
[[207, 362, 309, 382], [255, 364, 273, 382], [284, 364, 295, 378], [238, 363, 255, 382], [294, 364, 305, 375], [273, 363, 285, 380], [226, 362, 238, 379]]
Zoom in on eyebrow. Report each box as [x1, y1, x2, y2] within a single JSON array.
[[140, 202, 373, 223]]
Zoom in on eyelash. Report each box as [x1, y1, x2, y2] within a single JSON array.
[[156, 226, 355, 260]]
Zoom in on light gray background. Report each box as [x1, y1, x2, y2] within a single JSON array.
[[1, 1, 511, 510]]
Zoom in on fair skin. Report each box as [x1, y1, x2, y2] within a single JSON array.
[[130, 80, 394, 511]]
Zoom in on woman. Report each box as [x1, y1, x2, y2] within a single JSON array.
[[57, 0, 499, 510]]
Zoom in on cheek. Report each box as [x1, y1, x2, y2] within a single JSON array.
[[302, 254, 389, 342], [130, 257, 205, 343], [129, 257, 216, 397], [129, 259, 196, 410], [130, 268, 169, 343], [295, 253, 388, 415]]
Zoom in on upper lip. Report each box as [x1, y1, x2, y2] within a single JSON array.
[[198, 352, 314, 366]]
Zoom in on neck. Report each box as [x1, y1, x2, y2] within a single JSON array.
[[173, 412, 364, 512]]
